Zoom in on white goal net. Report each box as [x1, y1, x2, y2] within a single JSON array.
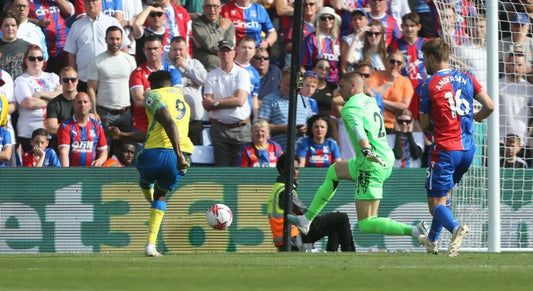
[[433, 0, 533, 251]]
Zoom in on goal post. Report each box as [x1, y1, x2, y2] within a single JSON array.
[[486, 0, 501, 253]]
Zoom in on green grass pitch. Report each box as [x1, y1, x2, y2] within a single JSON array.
[[1, 252, 532, 291]]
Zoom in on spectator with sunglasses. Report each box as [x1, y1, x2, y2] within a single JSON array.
[[14, 45, 61, 153], [251, 47, 281, 102], [46, 66, 86, 151], [311, 58, 337, 117], [360, 20, 387, 71], [367, 50, 414, 133], [302, 6, 341, 84], [150, 0, 191, 55], [386, 109, 424, 168], [131, 2, 167, 65]]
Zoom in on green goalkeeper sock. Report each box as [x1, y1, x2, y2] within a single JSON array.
[[358, 216, 412, 236], [305, 165, 340, 221]]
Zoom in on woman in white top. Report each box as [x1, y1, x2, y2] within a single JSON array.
[[340, 9, 368, 74], [15, 45, 61, 152], [360, 20, 387, 71]]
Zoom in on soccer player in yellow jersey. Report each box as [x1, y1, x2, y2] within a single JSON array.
[[136, 70, 194, 257]]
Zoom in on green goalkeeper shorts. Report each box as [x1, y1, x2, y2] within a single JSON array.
[[348, 158, 392, 200]]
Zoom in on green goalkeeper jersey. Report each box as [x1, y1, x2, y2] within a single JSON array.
[[341, 93, 394, 172]]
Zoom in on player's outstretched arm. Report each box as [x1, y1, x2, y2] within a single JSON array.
[[108, 126, 146, 142], [473, 91, 494, 122]]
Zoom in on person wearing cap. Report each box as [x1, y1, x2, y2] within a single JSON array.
[[302, 6, 342, 84], [329, 0, 363, 37], [202, 40, 251, 166], [500, 12, 533, 75], [340, 8, 369, 74], [192, 0, 236, 72], [296, 114, 341, 168]]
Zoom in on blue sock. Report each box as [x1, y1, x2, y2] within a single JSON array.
[[151, 200, 167, 211], [428, 199, 452, 241], [428, 217, 443, 242], [433, 204, 460, 233]]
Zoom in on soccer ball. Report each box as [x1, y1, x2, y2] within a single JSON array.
[[206, 204, 233, 230]]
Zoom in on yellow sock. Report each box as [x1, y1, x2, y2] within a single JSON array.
[[147, 206, 165, 243], [142, 187, 154, 202]]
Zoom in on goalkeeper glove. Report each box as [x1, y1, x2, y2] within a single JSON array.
[[362, 148, 386, 167]]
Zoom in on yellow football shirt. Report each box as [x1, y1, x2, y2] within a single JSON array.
[[0, 94, 8, 127], [143, 87, 194, 154]]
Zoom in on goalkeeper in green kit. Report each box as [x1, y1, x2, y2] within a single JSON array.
[[289, 72, 428, 241]]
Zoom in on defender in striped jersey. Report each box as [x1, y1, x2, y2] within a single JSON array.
[[418, 38, 493, 257]]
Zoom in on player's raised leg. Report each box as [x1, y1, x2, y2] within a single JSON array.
[[288, 161, 347, 234]]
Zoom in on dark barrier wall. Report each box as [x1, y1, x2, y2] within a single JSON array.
[[0, 168, 531, 253]]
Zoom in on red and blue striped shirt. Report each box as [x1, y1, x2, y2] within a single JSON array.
[[57, 117, 107, 166]]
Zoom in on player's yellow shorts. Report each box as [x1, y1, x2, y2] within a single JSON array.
[[347, 158, 392, 200]]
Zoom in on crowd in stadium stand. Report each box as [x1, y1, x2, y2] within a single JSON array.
[[0, 0, 530, 168]]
